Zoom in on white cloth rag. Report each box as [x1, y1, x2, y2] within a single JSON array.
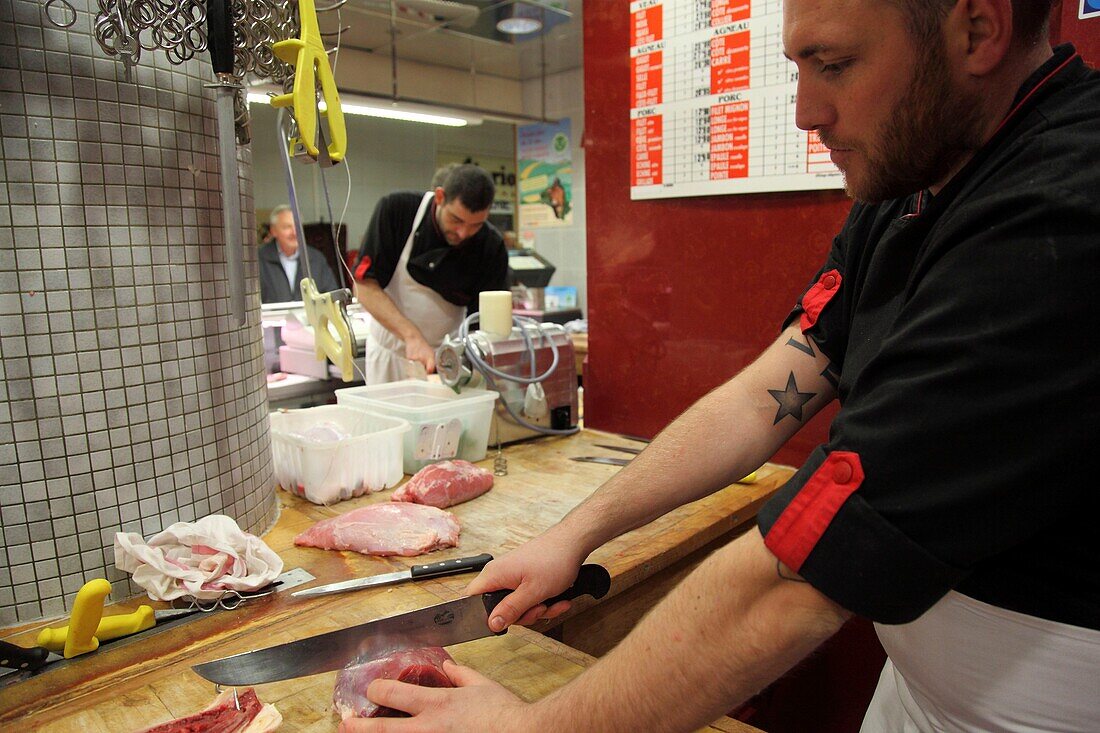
[[114, 515, 283, 601]]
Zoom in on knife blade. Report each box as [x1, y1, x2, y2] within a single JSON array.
[[192, 564, 611, 685], [570, 456, 631, 466], [593, 444, 643, 455], [292, 553, 494, 599]]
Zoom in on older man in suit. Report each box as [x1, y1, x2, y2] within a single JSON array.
[[259, 205, 340, 303]]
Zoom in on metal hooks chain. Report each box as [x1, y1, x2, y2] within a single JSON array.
[[88, 1, 346, 143], [92, 1, 300, 79], [91, 1, 304, 140], [236, 0, 299, 86], [41, 0, 78, 28]]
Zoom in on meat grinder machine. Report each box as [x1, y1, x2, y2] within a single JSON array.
[[435, 320, 580, 445]]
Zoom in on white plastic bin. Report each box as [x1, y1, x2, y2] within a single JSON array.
[[336, 380, 499, 474], [269, 405, 409, 505]]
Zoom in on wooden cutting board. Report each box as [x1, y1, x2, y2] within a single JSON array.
[[23, 626, 759, 732], [2, 428, 781, 731]]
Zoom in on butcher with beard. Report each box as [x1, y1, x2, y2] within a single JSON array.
[[342, 1, 1099, 731], [353, 164, 508, 384]]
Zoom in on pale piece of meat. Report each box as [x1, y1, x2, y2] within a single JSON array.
[[333, 647, 455, 719], [293, 502, 460, 556], [391, 460, 494, 509], [134, 687, 281, 732]]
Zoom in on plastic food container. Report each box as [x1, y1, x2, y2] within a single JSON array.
[[336, 380, 499, 474], [269, 405, 409, 505]]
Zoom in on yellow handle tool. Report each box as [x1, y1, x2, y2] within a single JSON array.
[[60, 579, 112, 658], [37, 605, 155, 653], [270, 0, 346, 163], [300, 278, 356, 381]]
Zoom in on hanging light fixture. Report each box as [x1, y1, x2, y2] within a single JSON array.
[[496, 2, 543, 35]]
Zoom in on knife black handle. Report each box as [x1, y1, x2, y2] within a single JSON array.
[[411, 553, 494, 580], [206, 0, 234, 76], [0, 640, 52, 671], [481, 564, 612, 629]]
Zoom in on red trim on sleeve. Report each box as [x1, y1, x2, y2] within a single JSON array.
[[799, 269, 842, 332], [764, 451, 864, 572], [354, 255, 372, 281]]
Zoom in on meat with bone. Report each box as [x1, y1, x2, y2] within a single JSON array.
[[294, 502, 460, 556], [333, 647, 455, 719], [134, 687, 281, 732], [390, 460, 494, 509]]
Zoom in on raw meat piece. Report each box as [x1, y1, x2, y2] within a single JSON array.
[[391, 460, 494, 509], [294, 503, 460, 556], [134, 687, 281, 732], [333, 647, 455, 719]]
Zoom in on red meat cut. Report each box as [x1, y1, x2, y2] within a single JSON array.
[[294, 502, 460, 556], [390, 460, 494, 508], [333, 647, 455, 719], [134, 687, 281, 732]]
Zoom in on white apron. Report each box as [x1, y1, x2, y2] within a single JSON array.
[[860, 591, 1100, 733], [365, 192, 466, 384]]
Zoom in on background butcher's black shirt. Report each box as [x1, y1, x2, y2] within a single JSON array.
[[757, 46, 1100, 630], [357, 191, 508, 311]]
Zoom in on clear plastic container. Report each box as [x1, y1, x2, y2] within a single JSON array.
[[336, 380, 499, 474], [269, 405, 409, 505]]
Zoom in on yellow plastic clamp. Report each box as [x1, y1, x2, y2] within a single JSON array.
[[270, 0, 347, 163]]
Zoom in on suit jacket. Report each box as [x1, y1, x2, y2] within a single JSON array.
[[259, 241, 342, 303]]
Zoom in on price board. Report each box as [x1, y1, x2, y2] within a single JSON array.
[[630, 0, 844, 199]]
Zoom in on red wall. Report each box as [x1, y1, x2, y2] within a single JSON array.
[[583, 3, 845, 465], [1057, 3, 1100, 66], [583, 3, 1097, 467]]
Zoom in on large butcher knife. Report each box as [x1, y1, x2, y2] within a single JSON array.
[[192, 564, 611, 685]]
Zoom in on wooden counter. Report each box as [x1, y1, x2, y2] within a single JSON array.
[[8, 626, 759, 732], [2, 428, 787, 731]]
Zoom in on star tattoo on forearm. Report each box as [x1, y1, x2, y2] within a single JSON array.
[[768, 372, 815, 424]]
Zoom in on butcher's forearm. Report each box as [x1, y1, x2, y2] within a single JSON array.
[[557, 380, 775, 553], [354, 279, 424, 344], [531, 531, 849, 732], [559, 323, 836, 555]]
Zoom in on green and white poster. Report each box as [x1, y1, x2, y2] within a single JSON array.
[[517, 119, 573, 228]]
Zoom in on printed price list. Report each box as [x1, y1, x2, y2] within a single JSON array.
[[629, 0, 843, 199]]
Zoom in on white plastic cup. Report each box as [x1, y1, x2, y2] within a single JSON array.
[[479, 290, 513, 340]]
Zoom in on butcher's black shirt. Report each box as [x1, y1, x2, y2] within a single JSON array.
[[355, 191, 508, 312], [758, 45, 1100, 630]]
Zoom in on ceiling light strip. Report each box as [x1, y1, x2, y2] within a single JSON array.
[[246, 93, 468, 127]]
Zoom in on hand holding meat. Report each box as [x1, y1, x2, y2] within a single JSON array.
[[335, 648, 456, 719], [463, 529, 588, 631], [337, 661, 531, 733], [404, 333, 436, 374]]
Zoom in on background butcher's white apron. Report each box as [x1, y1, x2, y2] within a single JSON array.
[[365, 192, 466, 384]]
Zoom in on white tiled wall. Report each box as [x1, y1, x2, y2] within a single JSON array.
[[0, 0, 276, 624]]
